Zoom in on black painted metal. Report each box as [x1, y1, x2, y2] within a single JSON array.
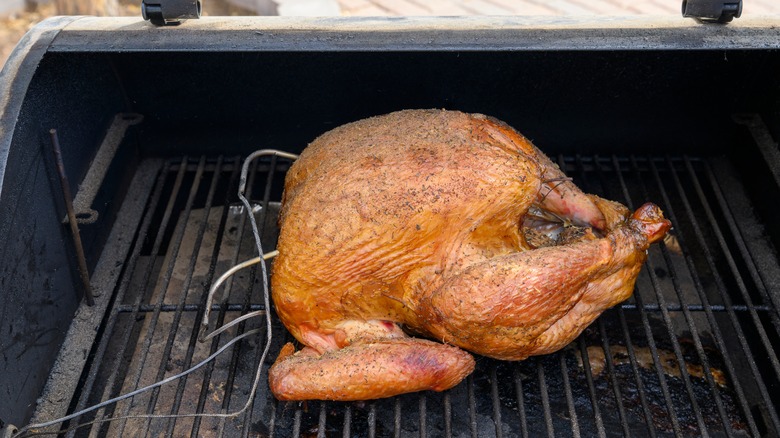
[[682, 0, 742, 22], [3, 19, 780, 436], [141, 0, 201, 26], [0, 19, 129, 424]]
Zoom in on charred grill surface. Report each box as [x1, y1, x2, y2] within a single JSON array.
[[57, 154, 780, 437]]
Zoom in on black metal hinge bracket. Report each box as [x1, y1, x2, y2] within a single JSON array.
[[142, 0, 202, 26], [682, 0, 742, 23]]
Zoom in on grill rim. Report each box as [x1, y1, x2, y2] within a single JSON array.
[[34, 16, 780, 54]]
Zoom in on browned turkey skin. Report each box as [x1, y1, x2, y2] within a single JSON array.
[[269, 109, 671, 401]]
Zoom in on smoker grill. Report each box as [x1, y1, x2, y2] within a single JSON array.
[[2, 16, 780, 437]]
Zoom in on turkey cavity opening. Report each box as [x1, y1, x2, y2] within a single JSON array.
[[522, 204, 600, 249]]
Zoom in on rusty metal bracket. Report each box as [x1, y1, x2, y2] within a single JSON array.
[[63, 113, 143, 225], [51, 129, 96, 306]]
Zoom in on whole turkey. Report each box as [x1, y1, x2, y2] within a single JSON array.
[[268, 109, 671, 401]]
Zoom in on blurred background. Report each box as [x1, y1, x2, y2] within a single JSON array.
[[1, 0, 779, 68]]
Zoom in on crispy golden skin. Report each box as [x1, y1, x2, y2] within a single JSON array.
[[269, 338, 475, 401], [269, 109, 671, 401]]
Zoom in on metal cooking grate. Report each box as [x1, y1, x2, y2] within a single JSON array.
[[60, 153, 780, 437]]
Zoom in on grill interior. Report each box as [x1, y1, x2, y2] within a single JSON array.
[[4, 18, 780, 437], [47, 152, 780, 437]]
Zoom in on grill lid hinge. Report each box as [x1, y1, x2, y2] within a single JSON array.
[[142, 0, 202, 26], [682, 0, 742, 23]]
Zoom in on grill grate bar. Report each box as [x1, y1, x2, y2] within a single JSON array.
[[626, 156, 729, 435], [607, 156, 685, 435], [115, 157, 208, 436], [166, 156, 240, 433], [576, 338, 608, 438], [144, 156, 223, 432], [116, 304, 266, 313], [62, 161, 171, 438], [669, 156, 780, 431], [592, 156, 657, 437], [268, 398, 278, 438], [443, 392, 452, 438], [615, 307, 658, 437], [243, 337, 268, 438], [190, 157, 261, 437], [626, 156, 716, 435], [419, 393, 427, 438], [112, 302, 770, 313], [653, 156, 765, 436], [585, 156, 667, 436], [512, 367, 529, 438], [704, 159, 780, 323], [628, 155, 717, 434], [537, 361, 555, 438], [343, 404, 352, 438], [167, 161, 292, 174], [559, 352, 580, 438], [466, 375, 477, 438], [77, 158, 188, 438], [112, 303, 771, 314], [221, 213, 261, 435], [650, 158, 744, 435], [394, 396, 402, 438], [368, 403, 376, 438], [699, 159, 780, 377], [317, 403, 327, 438], [619, 303, 772, 312], [292, 408, 302, 437], [489, 365, 504, 438]]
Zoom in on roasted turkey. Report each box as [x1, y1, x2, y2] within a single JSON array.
[[268, 109, 671, 401]]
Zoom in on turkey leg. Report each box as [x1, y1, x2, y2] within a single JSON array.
[[269, 336, 475, 401], [419, 203, 671, 361]]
